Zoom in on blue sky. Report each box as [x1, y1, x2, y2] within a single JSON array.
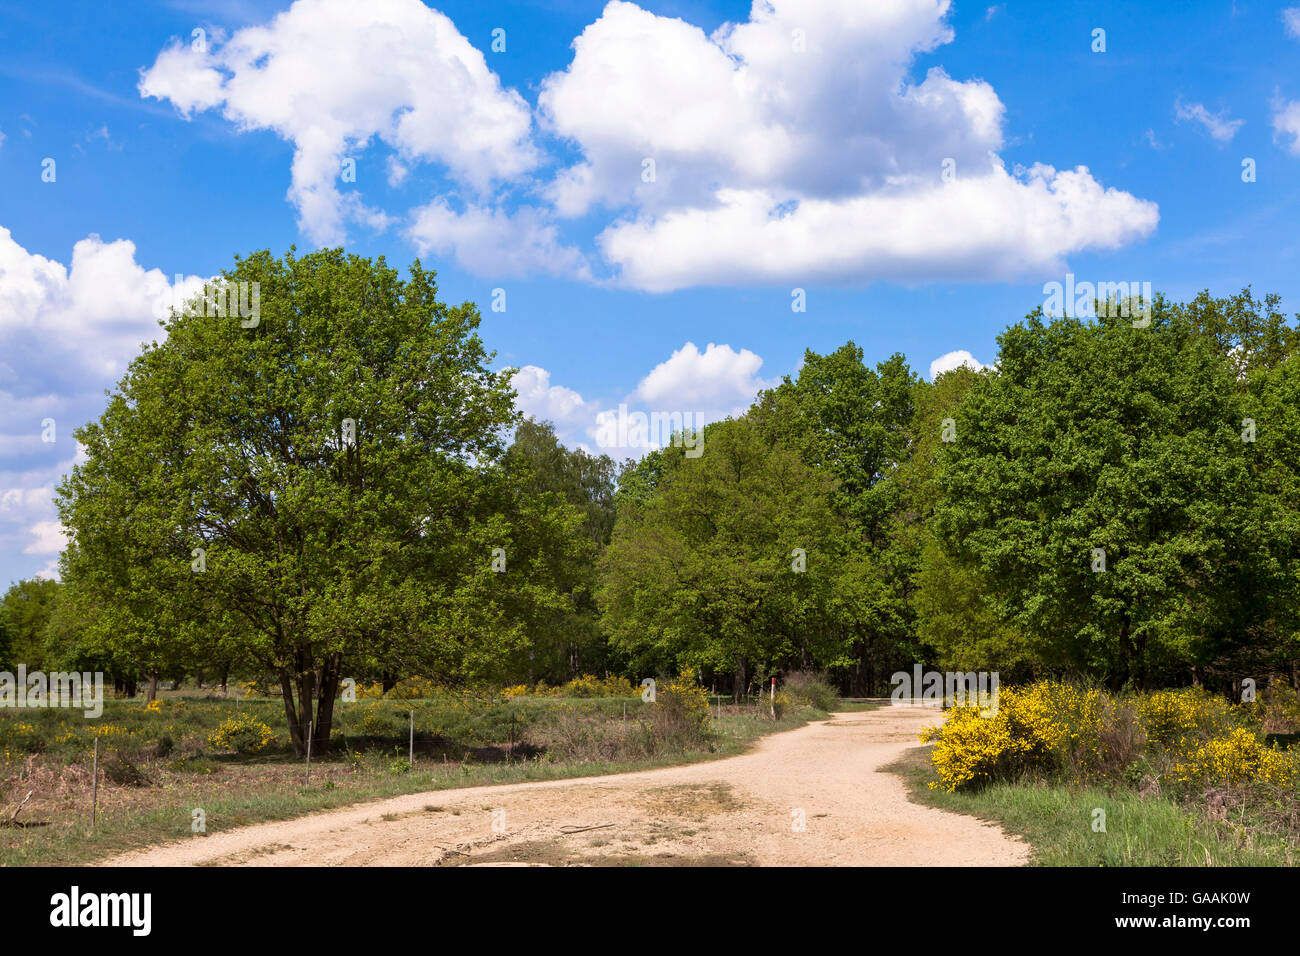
[[2, 0, 1299, 587]]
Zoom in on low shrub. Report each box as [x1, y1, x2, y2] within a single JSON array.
[[207, 715, 276, 754], [782, 671, 838, 711], [652, 669, 711, 749]]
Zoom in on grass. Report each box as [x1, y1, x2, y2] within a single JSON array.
[[887, 745, 1300, 866], [0, 693, 857, 866]]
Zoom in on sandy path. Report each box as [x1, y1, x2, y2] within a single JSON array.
[[103, 705, 1028, 867]]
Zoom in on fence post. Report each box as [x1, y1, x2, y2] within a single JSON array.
[[409, 710, 414, 768], [91, 737, 99, 829], [770, 677, 776, 719]]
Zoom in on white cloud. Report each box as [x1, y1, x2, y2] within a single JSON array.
[[634, 341, 774, 409], [137, 0, 1158, 291], [929, 349, 986, 379], [1272, 97, 1300, 156], [139, 0, 538, 246], [598, 164, 1158, 291], [1174, 98, 1244, 144], [0, 456, 76, 583], [540, 0, 1003, 216], [536, 0, 1157, 291], [1283, 7, 1300, 39], [511, 365, 596, 432], [408, 202, 587, 279], [0, 225, 198, 583], [23, 519, 67, 555], [0, 226, 202, 389]]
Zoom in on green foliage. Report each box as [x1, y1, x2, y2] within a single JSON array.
[[651, 670, 711, 748], [55, 248, 584, 754], [934, 301, 1263, 684], [208, 714, 277, 754], [599, 415, 840, 684], [781, 671, 838, 711], [0, 578, 60, 671]]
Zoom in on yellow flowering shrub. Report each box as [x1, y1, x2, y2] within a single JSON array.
[[922, 684, 1069, 792], [546, 674, 639, 698], [925, 680, 1298, 797], [652, 668, 711, 747], [1135, 688, 1236, 748], [1170, 728, 1267, 786], [207, 714, 276, 754]]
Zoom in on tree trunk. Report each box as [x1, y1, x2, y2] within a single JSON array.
[[220, 661, 230, 695], [146, 669, 159, 702], [281, 652, 343, 757]]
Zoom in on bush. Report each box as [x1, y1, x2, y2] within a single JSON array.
[[353, 704, 395, 737], [545, 674, 639, 698], [207, 715, 276, 754], [534, 705, 653, 762], [102, 753, 150, 786], [923, 680, 1292, 797], [652, 669, 711, 749], [782, 671, 838, 711], [1135, 688, 1237, 749]]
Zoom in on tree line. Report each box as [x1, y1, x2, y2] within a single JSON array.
[[4, 248, 1296, 753]]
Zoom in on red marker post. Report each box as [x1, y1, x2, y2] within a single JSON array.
[[770, 677, 776, 719]]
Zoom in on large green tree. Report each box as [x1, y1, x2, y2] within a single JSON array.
[[934, 300, 1262, 686], [57, 248, 576, 753], [600, 415, 841, 696], [503, 418, 615, 680]]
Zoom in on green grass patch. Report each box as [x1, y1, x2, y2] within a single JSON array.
[[887, 745, 1300, 866]]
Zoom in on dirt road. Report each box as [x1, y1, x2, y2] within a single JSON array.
[[104, 705, 1028, 867]]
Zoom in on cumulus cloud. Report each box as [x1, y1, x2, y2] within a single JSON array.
[[1174, 98, 1244, 144], [929, 349, 986, 379], [511, 365, 597, 433], [598, 164, 1158, 291], [408, 202, 587, 279], [139, 0, 538, 246], [633, 342, 774, 410], [0, 226, 203, 390], [539, 0, 1156, 290], [0, 226, 198, 584], [138, 0, 1159, 290], [23, 519, 67, 555]]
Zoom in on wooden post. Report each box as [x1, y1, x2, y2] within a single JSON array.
[[409, 710, 414, 768], [770, 677, 776, 719], [305, 720, 313, 785], [91, 737, 99, 829]]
